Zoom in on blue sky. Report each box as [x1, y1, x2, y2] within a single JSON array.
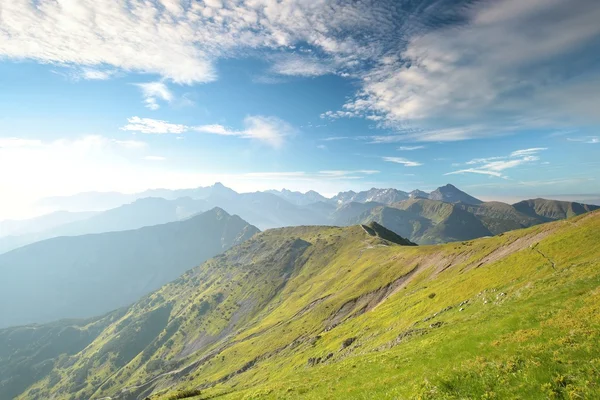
[[0, 0, 599, 218]]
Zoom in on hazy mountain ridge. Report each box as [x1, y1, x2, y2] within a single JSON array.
[[0, 208, 258, 328], [0, 210, 97, 238], [3, 211, 600, 399], [5, 184, 598, 254], [0, 197, 208, 254]]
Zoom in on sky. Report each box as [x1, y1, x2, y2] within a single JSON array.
[[0, 0, 599, 219]]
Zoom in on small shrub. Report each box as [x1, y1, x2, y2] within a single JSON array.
[[167, 388, 202, 399]]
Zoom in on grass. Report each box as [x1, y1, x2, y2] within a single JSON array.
[[10, 212, 600, 400]]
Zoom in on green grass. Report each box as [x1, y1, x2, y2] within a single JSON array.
[[8, 212, 600, 400]]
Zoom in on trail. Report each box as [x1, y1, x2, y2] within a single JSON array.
[[532, 243, 556, 270]]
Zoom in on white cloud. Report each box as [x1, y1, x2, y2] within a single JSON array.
[[323, 0, 600, 139], [382, 157, 422, 167], [398, 145, 425, 151], [567, 136, 599, 144], [134, 81, 173, 110], [446, 148, 547, 178], [144, 155, 166, 161], [123, 115, 293, 148], [80, 68, 116, 80], [121, 117, 188, 134], [0, 0, 393, 84], [270, 54, 334, 77], [510, 148, 547, 157]]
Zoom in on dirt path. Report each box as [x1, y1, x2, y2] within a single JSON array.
[[532, 243, 556, 270]]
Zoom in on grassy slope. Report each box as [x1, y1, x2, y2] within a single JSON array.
[[16, 212, 600, 400]]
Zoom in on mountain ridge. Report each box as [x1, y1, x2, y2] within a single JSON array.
[[3, 210, 599, 399], [0, 208, 258, 328]]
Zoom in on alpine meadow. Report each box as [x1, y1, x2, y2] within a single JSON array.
[[1, 0, 600, 399]]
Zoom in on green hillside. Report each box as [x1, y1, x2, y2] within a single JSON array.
[[4, 211, 600, 399]]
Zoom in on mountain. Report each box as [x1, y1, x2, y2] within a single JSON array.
[[457, 201, 543, 234], [4, 211, 600, 400], [0, 210, 96, 238], [35, 183, 237, 213], [409, 189, 429, 199], [0, 208, 258, 328], [513, 198, 599, 221], [331, 188, 409, 205], [329, 201, 383, 225], [352, 197, 600, 244], [354, 199, 492, 244], [265, 189, 329, 206], [428, 183, 483, 205], [0, 197, 208, 254], [26, 184, 600, 249]]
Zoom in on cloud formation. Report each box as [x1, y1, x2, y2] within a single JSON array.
[[398, 145, 425, 151], [322, 0, 600, 139], [122, 115, 294, 148], [446, 148, 547, 178], [134, 81, 173, 110], [382, 157, 422, 167], [2, 0, 599, 142]]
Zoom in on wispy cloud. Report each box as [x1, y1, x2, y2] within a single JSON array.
[[122, 116, 294, 148], [320, 136, 351, 142], [510, 148, 548, 157], [398, 145, 425, 151], [79, 68, 116, 81], [122, 117, 188, 134], [567, 136, 599, 144], [382, 157, 422, 167], [134, 82, 173, 110], [446, 148, 547, 178], [321, 0, 600, 139], [270, 54, 334, 77]]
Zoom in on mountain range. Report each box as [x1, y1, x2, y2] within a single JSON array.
[[2, 210, 599, 399], [3, 184, 597, 255], [0, 208, 258, 328]]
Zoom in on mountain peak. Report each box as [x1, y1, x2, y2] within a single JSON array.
[[362, 221, 417, 246], [429, 184, 482, 205]]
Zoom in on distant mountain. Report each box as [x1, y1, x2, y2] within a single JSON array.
[[354, 199, 491, 244], [0, 208, 258, 328], [409, 189, 429, 199], [35, 183, 236, 212], [350, 197, 599, 244], [25, 184, 600, 250], [457, 201, 542, 235], [428, 184, 482, 205], [329, 201, 384, 225], [0, 210, 96, 238], [331, 188, 409, 205], [265, 189, 328, 206], [513, 198, 599, 221], [0, 197, 208, 254]]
